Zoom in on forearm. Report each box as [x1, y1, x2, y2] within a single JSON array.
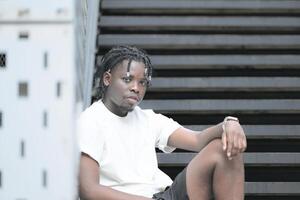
[[80, 184, 151, 200], [168, 123, 224, 152], [168, 117, 246, 157], [193, 122, 223, 152]]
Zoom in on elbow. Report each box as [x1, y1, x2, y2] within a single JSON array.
[[79, 184, 98, 200]]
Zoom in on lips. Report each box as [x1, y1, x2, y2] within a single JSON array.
[[127, 96, 139, 102]]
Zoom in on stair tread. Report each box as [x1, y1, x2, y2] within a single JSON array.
[[98, 34, 300, 49], [100, 16, 300, 29], [157, 152, 300, 165], [148, 77, 300, 91], [140, 99, 300, 113], [185, 125, 300, 138]]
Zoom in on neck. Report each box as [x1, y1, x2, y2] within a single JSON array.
[[101, 98, 128, 117]]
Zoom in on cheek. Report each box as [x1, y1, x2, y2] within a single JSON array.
[[111, 81, 128, 95], [140, 87, 147, 96]]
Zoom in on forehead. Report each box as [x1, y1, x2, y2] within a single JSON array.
[[113, 60, 146, 76]]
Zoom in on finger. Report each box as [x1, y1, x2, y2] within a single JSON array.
[[230, 149, 239, 158], [234, 134, 240, 152], [222, 131, 227, 151], [229, 134, 238, 156], [236, 134, 244, 153], [226, 133, 233, 158], [239, 138, 244, 153], [243, 136, 247, 152]]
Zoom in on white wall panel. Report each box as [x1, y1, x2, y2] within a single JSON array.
[[0, 1, 80, 199]]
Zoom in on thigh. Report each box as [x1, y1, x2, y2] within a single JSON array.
[[152, 168, 189, 200]]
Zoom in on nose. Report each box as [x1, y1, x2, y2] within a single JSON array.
[[130, 81, 140, 93]]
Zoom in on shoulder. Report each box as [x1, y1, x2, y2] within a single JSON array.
[[77, 101, 105, 140], [78, 101, 104, 125], [134, 106, 157, 118], [134, 106, 171, 123]]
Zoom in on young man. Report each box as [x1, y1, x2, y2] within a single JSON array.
[[78, 46, 247, 200]]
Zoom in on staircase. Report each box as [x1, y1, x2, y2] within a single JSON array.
[[96, 0, 300, 199]]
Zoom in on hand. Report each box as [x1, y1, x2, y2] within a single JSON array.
[[221, 120, 247, 160]]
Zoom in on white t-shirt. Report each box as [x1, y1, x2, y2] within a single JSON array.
[[77, 100, 182, 197]]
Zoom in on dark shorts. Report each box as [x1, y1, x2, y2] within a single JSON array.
[[152, 168, 189, 200]]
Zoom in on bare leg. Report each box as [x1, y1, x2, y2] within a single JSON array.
[[186, 139, 244, 200]]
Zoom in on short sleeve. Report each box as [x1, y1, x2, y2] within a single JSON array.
[[77, 112, 103, 165], [152, 112, 182, 153]]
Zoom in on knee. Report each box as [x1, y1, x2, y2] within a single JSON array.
[[206, 139, 224, 156], [204, 139, 244, 164], [191, 139, 225, 165]]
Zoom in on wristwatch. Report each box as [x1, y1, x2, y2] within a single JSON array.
[[222, 116, 239, 132]]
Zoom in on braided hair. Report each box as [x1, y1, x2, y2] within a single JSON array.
[[94, 46, 153, 100]]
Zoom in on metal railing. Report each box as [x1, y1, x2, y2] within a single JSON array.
[[75, 0, 100, 110]]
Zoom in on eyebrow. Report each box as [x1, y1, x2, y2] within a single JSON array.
[[123, 73, 147, 81]]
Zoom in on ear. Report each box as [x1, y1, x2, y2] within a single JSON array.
[[103, 71, 111, 86]]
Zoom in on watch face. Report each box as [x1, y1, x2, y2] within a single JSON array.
[[225, 116, 239, 122]]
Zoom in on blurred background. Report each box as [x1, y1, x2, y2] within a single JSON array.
[[1, 0, 300, 199], [0, 0, 99, 199]]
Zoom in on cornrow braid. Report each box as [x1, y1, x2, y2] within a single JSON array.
[[94, 46, 153, 99]]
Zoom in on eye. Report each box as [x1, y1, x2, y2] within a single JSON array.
[[140, 79, 149, 87], [122, 76, 132, 83]]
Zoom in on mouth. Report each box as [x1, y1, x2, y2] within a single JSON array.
[[127, 96, 139, 103]]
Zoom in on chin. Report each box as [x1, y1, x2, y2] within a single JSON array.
[[127, 106, 135, 112], [120, 104, 135, 113], [127, 102, 139, 110], [121, 101, 139, 113]]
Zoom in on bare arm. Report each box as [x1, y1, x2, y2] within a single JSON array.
[[167, 120, 247, 159], [79, 153, 151, 200]]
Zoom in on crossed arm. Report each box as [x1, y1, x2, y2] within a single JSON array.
[[168, 119, 247, 159], [79, 119, 247, 200]]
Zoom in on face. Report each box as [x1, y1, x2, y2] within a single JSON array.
[[102, 60, 149, 116]]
